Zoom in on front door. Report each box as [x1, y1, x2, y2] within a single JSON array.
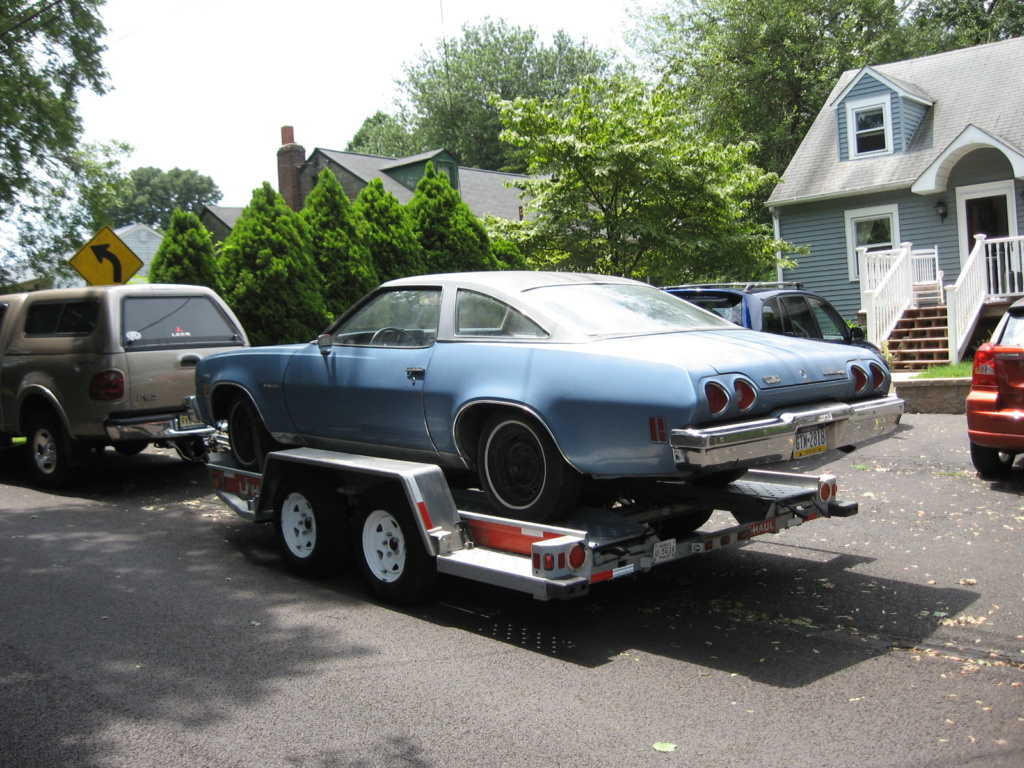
[[956, 180, 1019, 293]]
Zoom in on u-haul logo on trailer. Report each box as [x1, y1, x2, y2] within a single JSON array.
[[747, 518, 778, 537]]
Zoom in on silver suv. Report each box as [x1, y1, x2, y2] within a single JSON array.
[[0, 284, 247, 487]]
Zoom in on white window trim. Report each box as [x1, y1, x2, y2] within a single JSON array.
[[954, 180, 1020, 268], [844, 204, 900, 280], [845, 95, 894, 159]]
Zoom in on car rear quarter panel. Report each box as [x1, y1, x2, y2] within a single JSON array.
[[198, 345, 306, 433]]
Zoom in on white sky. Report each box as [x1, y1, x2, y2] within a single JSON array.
[[78, 0, 663, 207]]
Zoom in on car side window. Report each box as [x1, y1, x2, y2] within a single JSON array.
[[24, 301, 99, 336], [761, 300, 784, 335], [805, 297, 849, 342], [333, 288, 441, 347], [455, 290, 547, 338], [778, 296, 818, 339]]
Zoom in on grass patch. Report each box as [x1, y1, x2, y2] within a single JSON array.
[[913, 361, 973, 379]]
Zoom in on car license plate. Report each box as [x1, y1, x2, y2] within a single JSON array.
[[794, 426, 827, 458], [178, 411, 204, 430]]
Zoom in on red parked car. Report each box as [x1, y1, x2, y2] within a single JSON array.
[[967, 298, 1024, 477]]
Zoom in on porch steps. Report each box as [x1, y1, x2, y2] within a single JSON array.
[[886, 306, 950, 371]]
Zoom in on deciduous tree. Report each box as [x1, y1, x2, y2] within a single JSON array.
[[111, 167, 222, 231], [497, 76, 792, 284]]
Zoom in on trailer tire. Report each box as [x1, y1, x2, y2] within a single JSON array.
[[970, 442, 1015, 478], [274, 476, 347, 579], [478, 412, 581, 523], [353, 488, 437, 605]]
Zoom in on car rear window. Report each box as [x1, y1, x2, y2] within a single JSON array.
[[998, 312, 1024, 347], [122, 295, 243, 349]]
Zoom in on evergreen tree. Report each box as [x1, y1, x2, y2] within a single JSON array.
[[407, 163, 498, 274], [148, 209, 221, 291], [301, 169, 378, 317], [353, 179, 426, 282], [218, 183, 328, 345]]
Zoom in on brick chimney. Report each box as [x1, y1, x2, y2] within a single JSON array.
[[277, 126, 306, 210]]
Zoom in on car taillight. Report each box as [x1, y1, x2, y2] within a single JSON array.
[[705, 381, 729, 416], [972, 343, 997, 389], [735, 378, 757, 411], [869, 362, 887, 391], [89, 370, 124, 401], [851, 365, 868, 393]]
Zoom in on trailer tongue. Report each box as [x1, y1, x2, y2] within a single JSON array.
[[206, 447, 856, 604]]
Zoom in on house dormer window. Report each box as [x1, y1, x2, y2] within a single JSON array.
[[846, 96, 893, 158]]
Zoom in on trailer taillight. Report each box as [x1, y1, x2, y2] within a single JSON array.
[[818, 477, 837, 503], [568, 543, 587, 570]]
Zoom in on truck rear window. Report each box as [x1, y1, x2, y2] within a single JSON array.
[[122, 295, 243, 349]]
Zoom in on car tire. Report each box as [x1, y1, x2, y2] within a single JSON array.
[[658, 509, 714, 538], [970, 442, 1015, 479], [478, 412, 581, 523], [24, 410, 79, 488], [228, 396, 277, 471], [353, 487, 437, 605], [113, 441, 148, 457], [274, 475, 347, 579]]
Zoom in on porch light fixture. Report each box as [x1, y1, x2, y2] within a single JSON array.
[[934, 200, 948, 222]]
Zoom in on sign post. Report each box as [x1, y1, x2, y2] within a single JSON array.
[[70, 227, 144, 285]]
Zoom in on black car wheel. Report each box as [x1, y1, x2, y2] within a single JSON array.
[[970, 442, 1015, 479]]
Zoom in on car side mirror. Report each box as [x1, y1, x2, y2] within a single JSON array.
[[317, 333, 333, 355], [849, 325, 866, 342]]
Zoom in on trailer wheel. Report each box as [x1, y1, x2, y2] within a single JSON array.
[[353, 488, 437, 605], [970, 442, 1015, 479], [478, 412, 581, 522], [274, 477, 347, 579]]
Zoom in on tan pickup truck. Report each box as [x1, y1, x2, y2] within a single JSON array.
[[0, 284, 247, 487]]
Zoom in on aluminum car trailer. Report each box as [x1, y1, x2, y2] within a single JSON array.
[[204, 446, 858, 605]]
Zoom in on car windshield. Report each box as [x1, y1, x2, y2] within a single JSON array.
[[527, 283, 735, 336]]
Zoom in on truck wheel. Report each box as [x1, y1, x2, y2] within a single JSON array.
[[353, 488, 437, 605], [228, 397, 276, 471], [970, 442, 1015, 479], [274, 476, 347, 578], [24, 410, 77, 488], [478, 412, 581, 522]]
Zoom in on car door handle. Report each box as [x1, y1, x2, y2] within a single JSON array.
[[181, 355, 201, 367], [406, 367, 425, 381]]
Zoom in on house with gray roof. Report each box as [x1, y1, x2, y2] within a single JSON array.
[[201, 127, 528, 242], [769, 36, 1024, 369]]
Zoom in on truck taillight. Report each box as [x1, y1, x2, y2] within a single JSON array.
[[972, 343, 997, 389], [89, 370, 124, 400]]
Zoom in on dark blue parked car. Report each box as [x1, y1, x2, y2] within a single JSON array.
[[662, 282, 881, 355]]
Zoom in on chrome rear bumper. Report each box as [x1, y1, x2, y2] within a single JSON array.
[[671, 396, 904, 470]]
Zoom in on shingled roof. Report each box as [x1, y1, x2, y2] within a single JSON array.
[[768, 36, 1024, 207]]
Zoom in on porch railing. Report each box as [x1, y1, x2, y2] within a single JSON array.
[[946, 234, 1024, 362], [858, 243, 914, 349]]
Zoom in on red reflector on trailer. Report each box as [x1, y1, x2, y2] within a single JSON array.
[[720, 535, 731, 546], [532, 553, 540, 569], [591, 570, 613, 583], [544, 554, 554, 571], [558, 552, 566, 569], [416, 501, 434, 529], [704, 540, 714, 551]]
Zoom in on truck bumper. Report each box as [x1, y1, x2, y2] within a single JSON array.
[[670, 396, 904, 470]]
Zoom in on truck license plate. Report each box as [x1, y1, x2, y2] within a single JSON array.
[[794, 426, 827, 458], [178, 411, 204, 430]]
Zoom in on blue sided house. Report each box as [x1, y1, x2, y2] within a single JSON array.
[[768, 36, 1024, 370]]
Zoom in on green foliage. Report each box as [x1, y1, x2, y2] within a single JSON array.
[[398, 19, 613, 172], [1, 140, 130, 289], [0, 0, 108, 219], [407, 163, 498, 274], [346, 111, 422, 157], [111, 167, 222, 231], [218, 183, 328, 345], [148, 209, 220, 291], [497, 76, 792, 284], [353, 178, 425, 283], [300, 169, 378, 317], [632, 0, 927, 177], [911, 0, 1024, 48]]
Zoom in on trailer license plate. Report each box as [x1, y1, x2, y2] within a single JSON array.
[[652, 538, 676, 564], [794, 426, 827, 458]]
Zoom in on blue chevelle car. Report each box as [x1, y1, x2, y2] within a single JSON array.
[[191, 272, 903, 522]]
